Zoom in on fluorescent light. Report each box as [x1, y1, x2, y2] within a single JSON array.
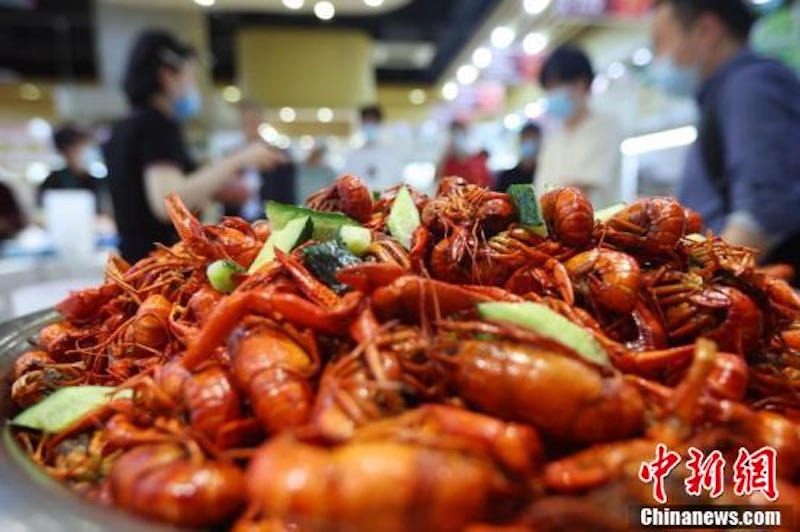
[[279, 107, 296, 122], [222, 85, 241, 103], [621, 126, 698, 156], [457, 64, 479, 85], [194, 0, 214, 6], [283, 0, 304, 8], [409, 89, 426, 105], [364, 0, 384, 6], [442, 81, 459, 101], [522, 32, 548, 55], [523, 0, 551, 15], [490, 27, 516, 49], [314, 1, 335, 20], [632, 47, 653, 67], [317, 107, 334, 122], [503, 113, 522, 130], [472, 47, 492, 69]]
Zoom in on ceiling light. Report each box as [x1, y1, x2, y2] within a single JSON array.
[[442, 81, 459, 101], [283, 0, 304, 8], [522, 32, 548, 55], [364, 0, 384, 6], [19, 83, 42, 101], [222, 85, 241, 103], [457, 64, 479, 85], [317, 107, 334, 123], [279, 107, 296, 122], [472, 47, 492, 69], [632, 47, 653, 67], [258, 123, 279, 143], [606, 61, 626, 80], [314, 1, 335, 20], [525, 99, 546, 118], [503, 113, 522, 130], [621, 126, 698, 156], [523, 0, 551, 15], [194, 0, 214, 6], [490, 27, 515, 49], [409, 89, 426, 105]]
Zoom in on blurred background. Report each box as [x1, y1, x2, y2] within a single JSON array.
[[0, 0, 795, 318]]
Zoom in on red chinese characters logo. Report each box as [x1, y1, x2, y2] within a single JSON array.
[[638, 443, 682, 504], [733, 447, 780, 501], [639, 445, 779, 503], [684, 447, 725, 498]]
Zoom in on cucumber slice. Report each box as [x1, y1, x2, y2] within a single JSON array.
[[248, 215, 312, 274], [386, 186, 421, 250], [338, 225, 372, 257], [595, 202, 627, 223], [11, 386, 132, 434], [507, 184, 548, 237], [266, 201, 359, 241], [302, 240, 362, 294], [207, 259, 244, 293], [477, 302, 609, 367]]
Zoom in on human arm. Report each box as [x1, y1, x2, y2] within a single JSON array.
[[144, 142, 284, 222]]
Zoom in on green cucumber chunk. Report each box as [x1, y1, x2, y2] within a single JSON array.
[[248, 215, 312, 274], [386, 186, 421, 250], [338, 225, 372, 257], [207, 259, 244, 293], [302, 240, 362, 294], [595, 202, 627, 223], [266, 201, 359, 241], [11, 386, 132, 434], [477, 302, 609, 367], [507, 184, 548, 237]]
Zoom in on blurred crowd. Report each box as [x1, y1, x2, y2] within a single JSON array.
[[2, 0, 800, 272]]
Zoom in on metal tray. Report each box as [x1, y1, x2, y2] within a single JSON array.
[[0, 310, 179, 532]]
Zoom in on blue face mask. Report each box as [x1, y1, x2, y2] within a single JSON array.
[[362, 123, 380, 143], [520, 138, 539, 160], [545, 89, 577, 121], [172, 86, 202, 122], [648, 56, 700, 98]]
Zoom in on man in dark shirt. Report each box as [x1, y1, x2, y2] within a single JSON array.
[[651, 0, 800, 268], [39, 124, 110, 214], [495, 122, 542, 192]]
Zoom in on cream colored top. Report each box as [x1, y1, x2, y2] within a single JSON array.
[[536, 111, 622, 208]]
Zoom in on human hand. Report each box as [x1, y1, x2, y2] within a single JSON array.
[[234, 142, 287, 171]]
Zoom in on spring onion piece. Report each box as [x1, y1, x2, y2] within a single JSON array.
[[206, 259, 245, 293], [11, 386, 132, 434], [477, 302, 610, 367]]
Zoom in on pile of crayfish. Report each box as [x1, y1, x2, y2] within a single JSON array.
[[8, 174, 800, 531]]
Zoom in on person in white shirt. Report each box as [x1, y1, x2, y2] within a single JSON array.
[[536, 45, 622, 208], [344, 105, 405, 194]]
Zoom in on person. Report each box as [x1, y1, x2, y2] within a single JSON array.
[[437, 120, 491, 188], [650, 0, 800, 270], [104, 30, 283, 262], [221, 100, 297, 221], [495, 122, 542, 192], [536, 45, 622, 207], [0, 181, 24, 240], [344, 105, 405, 193], [38, 124, 110, 215], [297, 144, 336, 203]]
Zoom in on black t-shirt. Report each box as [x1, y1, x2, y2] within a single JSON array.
[[104, 107, 196, 263], [37, 168, 108, 213], [495, 163, 536, 192]]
